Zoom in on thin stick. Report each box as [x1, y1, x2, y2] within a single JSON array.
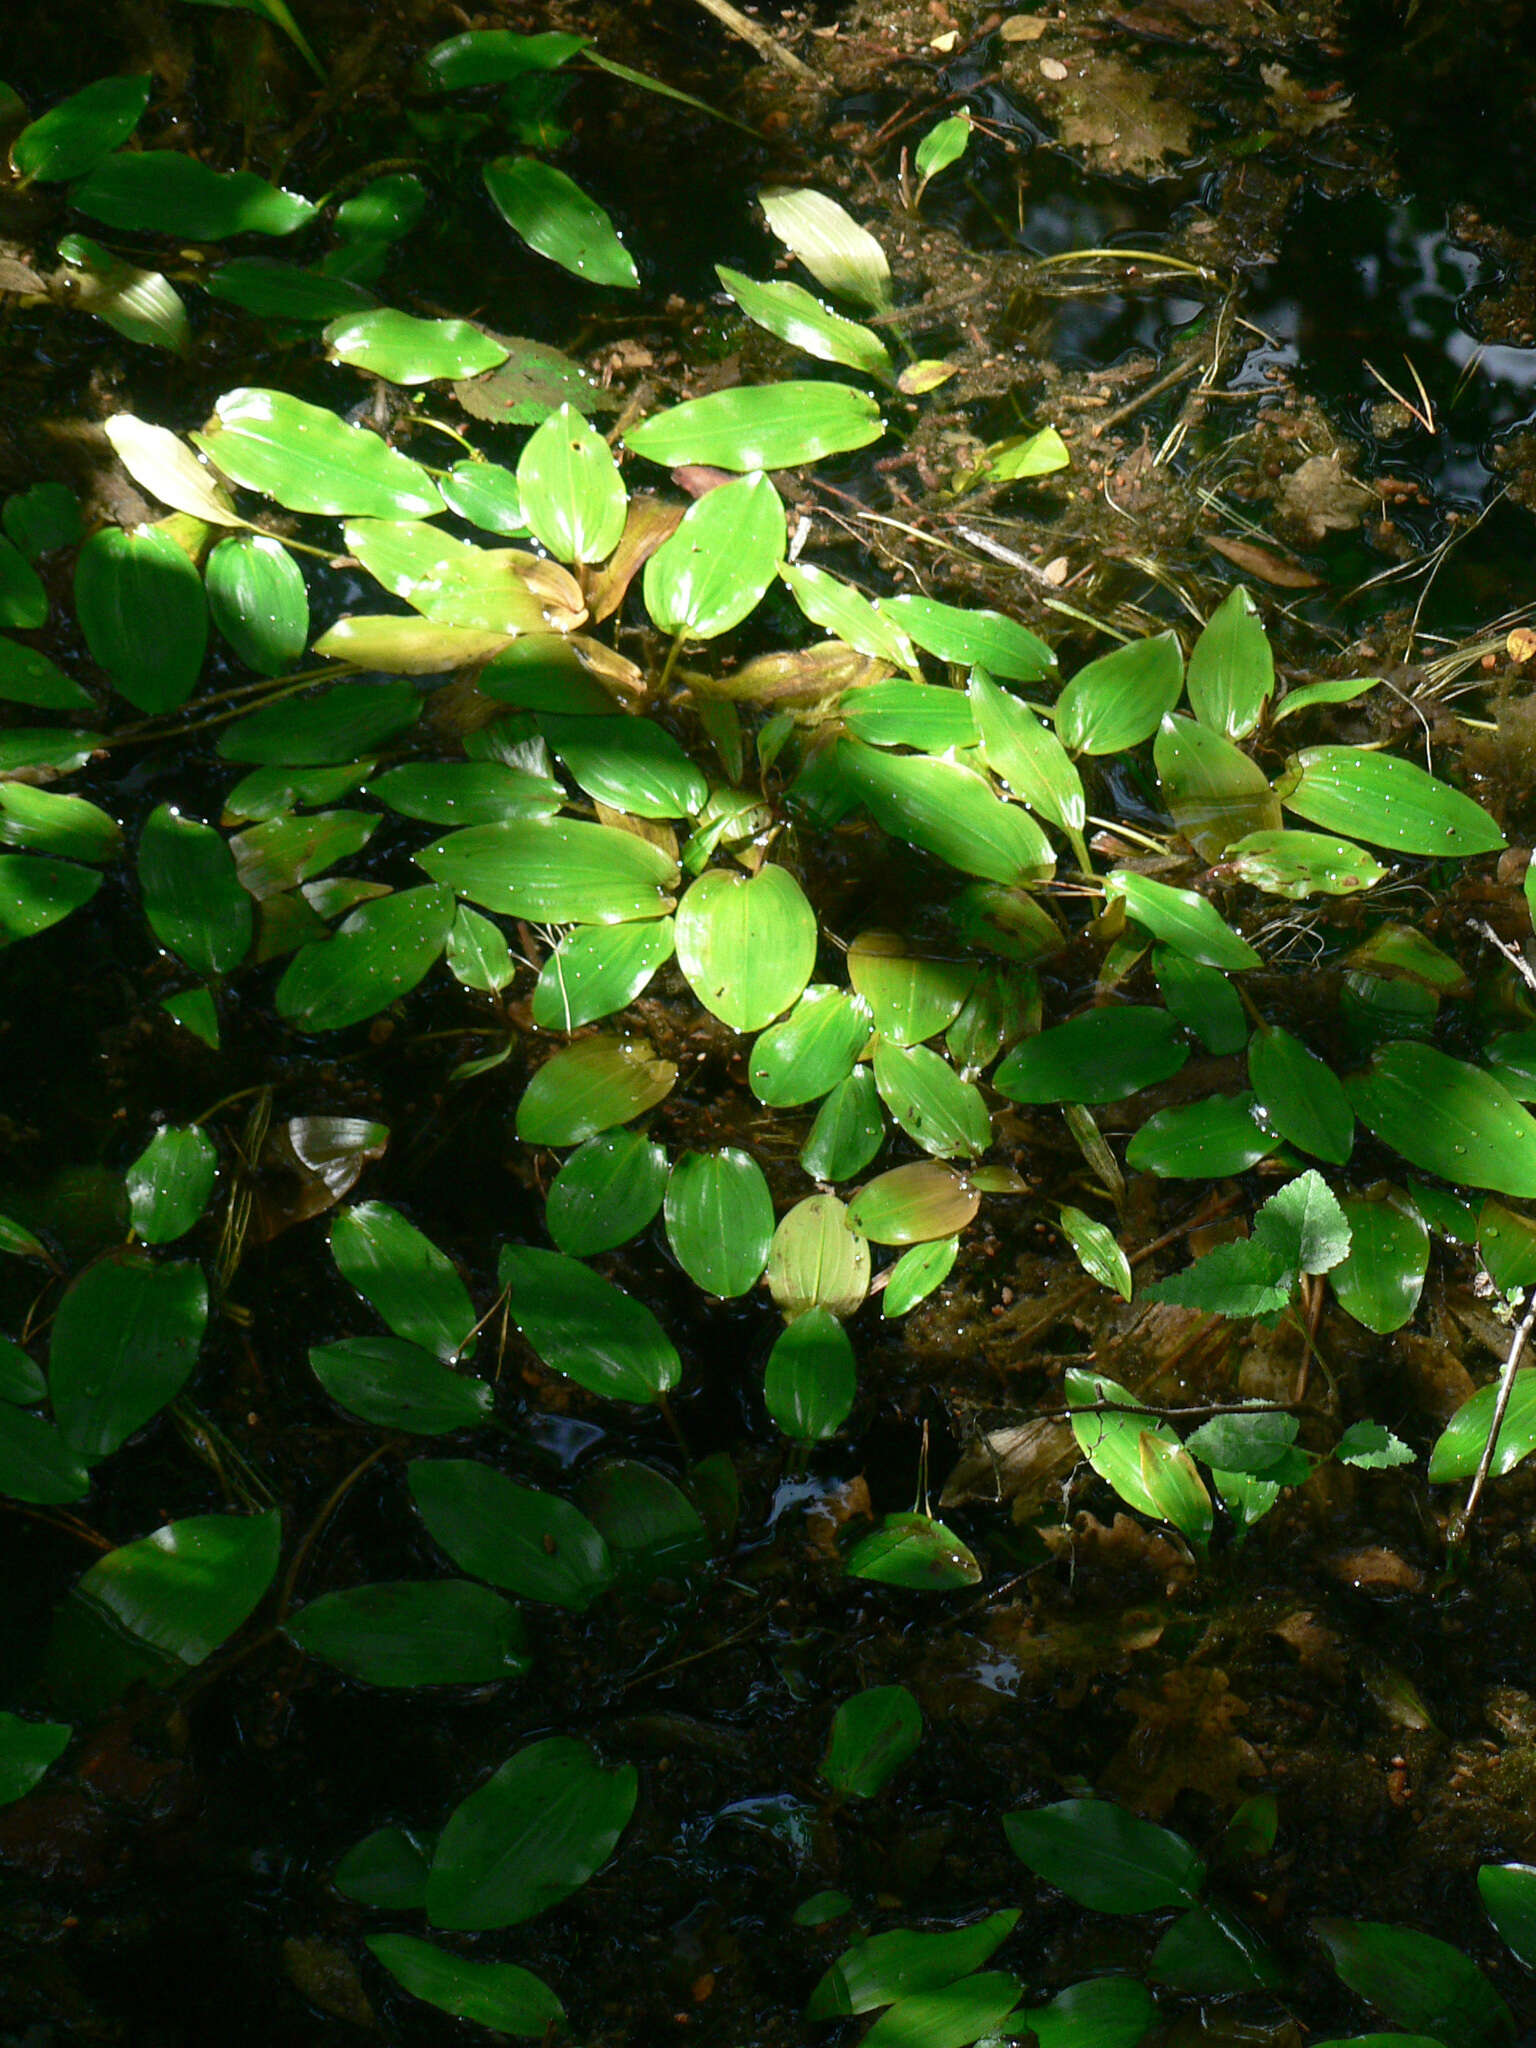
[[1473, 916, 1536, 999], [1451, 1286, 1536, 1546], [692, 0, 818, 80]]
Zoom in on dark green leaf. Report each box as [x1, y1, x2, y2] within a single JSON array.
[[49, 1253, 207, 1460], [206, 533, 308, 676], [1248, 1025, 1355, 1163], [1429, 1372, 1536, 1485], [0, 1712, 72, 1806], [801, 1068, 885, 1183], [835, 738, 1054, 884], [498, 1244, 680, 1403], [750, 985, 873, 1106], [275, 885, 453, 1031], [72, 153, 316, 237], [1151, 1902, 1285, 1993], [1126, 1092, 1278, 1178], [204, 258, 375, 321], [516, 1034, 677, 1146], [1107, 871, 1259, 970], [310, 1337, 490, 1433], [366, 1933, 564, 2036], [994, 1006, 1186, 1105], [1331, 1190, 1428, 1335], [12, 74, 150, 181], [219, 680, 420, 764], [286, 1580, 527, 1686], [421, 27, 586, 87], [1348, 1042, 1536, 1197], [331, 1201, 475, 1361], [0, 854, 101, 946], [1279, 748, 1505, 858], [76, 527, 206, 710], [1314, 1918, 1515, 2048], [1005, 1797, 1204, 1911], [823, 1684, 921, 1798], [370, 762, 561, 827], [1056, 632, 1183, 754], [419, 817, 677, 925], [138, 805, 251, 975], [1022, 1976, 1156, 2048], [126, 1125, 217, 1244], [0, 1407, 91, 1504], [545, 1130, 668, 1256], [664, 1148, 774, 1298], [1155, 712, 1282, 861], [578, 1458, 709, 1588], [0, 637, 93, 712], [765, 1306, 857, 1439], [541, 713, 707, 819], [64, 1509, 280, 1668], [483, 156, 638, 289], [1479, 1863, 1536, 1971], [844, 1512, 980, 1589], [410, 1458, 613, 1608], [807, 1910, 1020, 2019], [334, 1826, 430, 1908]]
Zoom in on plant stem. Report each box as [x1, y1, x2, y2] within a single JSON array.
[[1450, 1286, 1536, 1547]]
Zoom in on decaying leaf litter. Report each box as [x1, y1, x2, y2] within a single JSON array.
[[7, 0, 1536, 2042]]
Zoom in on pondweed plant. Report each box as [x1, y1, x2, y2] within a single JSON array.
[[4, 31, 1536, 2043]]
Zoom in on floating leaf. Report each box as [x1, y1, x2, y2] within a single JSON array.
[[370, 762, 560, 827], [1271, 675, 1384, 721], [194, 388, 443, 520], [102, 415, 243, 527], [0, 855, 101, 946], [330, 1202, 475, 1362], [541, 713, 707, 819], [1155, 712, 1282, 860], [484, 156, 638, 288], [445, 905, 513, 993], [1314, 1919, 1514, 2048], [0, 1408, 91, 1504], [1278, 747, 1504, 857], [1056, 632, 1183, 754], [847, 932, 974, 1047], [664, 1149, 774, 1299], [286, 1580, 526, 1686], [205, 533, 309, 675], [767, 1196, 871, 1321], [276, 885, 454, 1031], [1005, 1797, 1204, 1912], [498, 1244, 680, 1403], [823, 1685, 921, 1799], [410, 1459, 613, 1609], [72, 153, 315, 237], [914, 111, 972, 193], [848, 1161, 978, 1244], [58, 1510, 278, 1677], [420, 26, 586, 86], [531, 920, 674, 1029], [1429, 1371, 1536, 1484], [673, 864, 815, 1031], [627, 383, 884, 472], [882, 1235, 958, 1317], [0, 638, 92, 712], [367, 1935, 563, 2037], [1187, 585, 1273, 739], [765, 1307, 857, 1439], [126, 1126, 217, 1244], [1065, 1367, 1180, 1522], [808, 1911, 1021, 2020], [717, 266, 895, 384], [441, 460, 528, 535], [802, 1068, 885, 1184], [219, 679, 420, 764], [1059, 1206, 1132, 1299], [1247, 1025, 1354, 1163], [873, 1041, 989, 1159], [1222, 827, 1385, 899], [545, 1130, 668, 1256], [1023, 1977, 1157, 2048], [1349, 1042, 1536, 1197], [578, 1459, 709, 1589], [841, 679, 975, 751], [834, 738, 1054, 884], [1154, 949, 1246, 1056], [1106, 871, 1259, 971], [1479, 1864, 1536, 1972], [994, 1006, 1186, 1105], [984, 425, 1070, 481], [516, 1034, 676, 1146], [310, 1337, 490, 1433], [335, 1826, 431, 1908], [750, 986, 873, 1106], [1330, 1189, 1429, 1334], [970, 668, 1086, 855], [138, 804, 251, 975], [517, 404, 627, 565], [204, 258, 376, 321], [57, 234, 189, 353], [427, 1735, 637, 1929], [175, 0, 327, 82], [845, 1512, 980, 1589], [12, 73, 150, 181], [885, 593, 1054, 682], [76, 527, 207, 711], [759, 187, 891, 312], [324, 309, 506, 384], [1126, 1092, 1278, 1178], [1151, 1902, 1284, 1995], [419, 818, 677, 925]]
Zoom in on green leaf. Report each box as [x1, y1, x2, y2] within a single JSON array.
[[882, 1235, 958, 1317], [0, 1341, 45, 1405], [76, 527, 206, 710], [0, 1407, 91, 1504], [841, 678, 975, 750], [335, 1825, 430, 1907], [0, 729, 106, 778], [848, 932, 974, 1047], [194, 388, 443, 520], [823, 1685, 921, 1799], [765, 1307, 857, 1438], [1153, 949, 1245, 1056], [1056, 632, 1183, 754], [541, 713, 707, 819], [1126, 1092, 1278, 1178], [802, 1069, 885, 1184], [848, 1161, 978, 1245], [808, 1910, 1020, 2019], [67, 1509, 280, 1667], [970, 668, 1086, 854], [1023, 1977, 1156, 2048], [1155, 712, 1282, 861], [410, 1459, 613, 1608], [57, 234, 189, 353], [1059, 1205, 1133, 1299], [445, 905, 513, 993], [984, 425, 1070, 481], [370, 762, 560, 827], [1335, 1420, 1415, 1470], [1145, 1237, 1293, 1318], [517, 404, 627, 564], [420, 27, 585, 86], [516, 1034, 676, 1145], [793, 1890, 854, 1928], [673, 864, 815, 1031], [205, 534, 309, 675], [1138, 1431, 1214, 1547], [1314, 1918, 1515, 2048], [103, 415, 242, 527], [1478, 1200, 1536, 1293], [641, 470, 788, 641], [1479, 1863, 1536, 1971], [718, 266, 894, 384], [4, 481, 82, 559], [1004, 1796, 1204, 1911], [366, 1934, 564, 2037], [834, 738, 1054, 884], [995, 1005, 1186, 1105], [1254, 1170, 1352, 1274], [531, 920, 673, 1028], [885, 593, 1054, 682], [628, 383, 884, 472], [324, 309, 505, 384], [750, 985, 873, 1106], [782, 565, 918, 672], [331, 1201, 475, 1361], [1330, 1190, 1428, 1334], [766, 1195, 871, 1321], [860, 1975, 1023, 2048], [310, 1337, 490, 1434], [1279, 747, 1505, 857], [1186, 1409, 1303, 1477], [49, 1254, 206, 1460], [1271, 674, 1384, 721], [1107, 871, 1259, 970], [758, 186, 891, 310], [483, 155, 638, 288], [1223, 827, 1387, 899], [0, 534, 45, 630], [0, 855, 101, 946], [1348, 1042, 1536, 1197], [545, 1130, 668, 1255], [219, 679, 420, 764], [498, 1244, 680, 1404], [275, 884, 453, 1031], [440, 459, 528, 535], [873, 1041, 990, 1159], [0, 1712, 71, 1806], [126, 1125, 217, 1244], [419, 817, 677, 925], [204, 257, 375, 321], [0, 637, 93, 712], [914, 111, 972, 191], [1151, 1902, 1285, 1994], [12, 73, 150, 181], [1429, 1371, 1536, 1484], [72, 153, 315, 237], [286, 1580, 526, 1686], [578, 1459, 709, 1587], [1248, 1025, 1355, 1163], [1065, 1366, 1180, 1520], [664, 1148, 774, 1298], [845, 1512, 981, 1589], [1187, 585, 1273, 739], [427, 1735, 637, 1929], [229, 809, 376, 898]]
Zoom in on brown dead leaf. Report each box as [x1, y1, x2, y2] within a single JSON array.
[[1204, 533, 1323, 589], [942, 1415, 1078, 1515], [1270, 1608, 1346, 1682], [1051, 53, 1198, 176], [587, 495, 685, 623], [1101, 1665, 1262, 1817], [1039, 1512, 1196, 1597], [1260, 62, 1353, 135], [1276, 455, 1373, 542], [804, 1475, 873, 1558], [999, 15, 1049, 40], [1326, 1547, 1424, 1594]]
